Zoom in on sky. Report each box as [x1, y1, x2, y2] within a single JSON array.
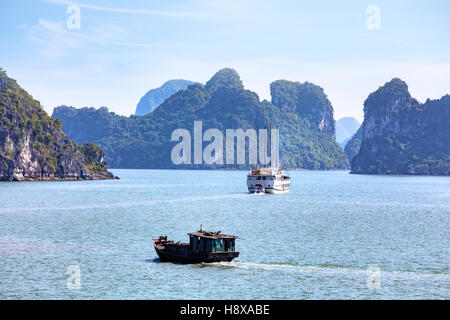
[[0, 0, 449, 122]]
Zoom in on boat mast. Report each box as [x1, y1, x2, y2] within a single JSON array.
[[263, 124, 269, 168], [269, 122, 273, 170]]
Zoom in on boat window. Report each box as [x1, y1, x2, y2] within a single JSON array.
[[215, 239, 223, 251]]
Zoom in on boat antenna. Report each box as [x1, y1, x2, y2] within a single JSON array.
[[200, 224, 203, 232]]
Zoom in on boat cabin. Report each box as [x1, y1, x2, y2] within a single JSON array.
[[188, 230, 237, 253]]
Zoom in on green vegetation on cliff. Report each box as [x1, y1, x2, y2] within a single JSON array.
[[53, 68, 348, 170], [344, 127, 362, 163], [351, 78, 449, 175], [0, 68, 115, 180]]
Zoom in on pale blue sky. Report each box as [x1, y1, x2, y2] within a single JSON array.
[[1, 0, 449, 121]]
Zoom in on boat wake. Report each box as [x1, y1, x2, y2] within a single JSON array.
[[202, 261, 450, 280]]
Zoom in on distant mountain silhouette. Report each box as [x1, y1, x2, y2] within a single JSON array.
[[335, 117, 360, 147], [135, 79, 198, 116]]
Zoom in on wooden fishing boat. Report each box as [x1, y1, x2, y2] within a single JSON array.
[[153, 228, 239, 264]]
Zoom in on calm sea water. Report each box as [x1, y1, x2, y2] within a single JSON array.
[[0, 170, 449, 299]]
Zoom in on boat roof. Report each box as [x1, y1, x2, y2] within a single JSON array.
[[188, 230, 237, 239], [248, 167, 285, 175]]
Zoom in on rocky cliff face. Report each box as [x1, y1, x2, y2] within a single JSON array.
[[351, 78, 449, 175], [0, 69, 116, 181], [344, 126, 362, 163], [270, 80, 335, 135]]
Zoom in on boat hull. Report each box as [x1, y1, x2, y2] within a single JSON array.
[[265, 188, 290, 194], [247, 182, 290, 194], [154, 243, 239, 264], [247, 170, 290, 194]]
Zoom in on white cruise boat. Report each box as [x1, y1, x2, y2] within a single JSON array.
[[247, 167, 290, 194]]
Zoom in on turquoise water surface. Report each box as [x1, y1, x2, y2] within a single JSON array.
[[0, 170, 449, 299]]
